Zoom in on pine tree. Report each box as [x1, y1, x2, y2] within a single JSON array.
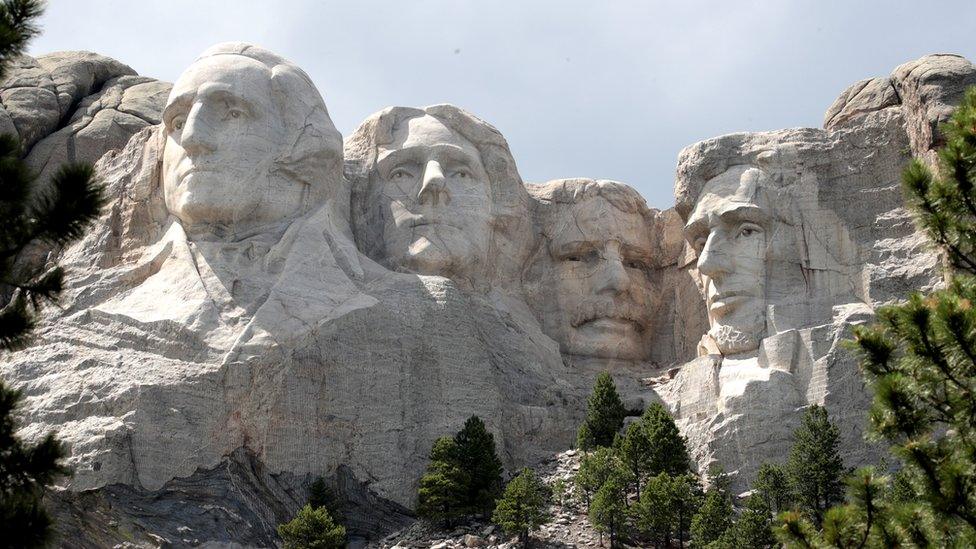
[[588, 471, 630, 548], [0, 1, 105, 351], [492, 467, 551, 547], [0, 2, 104, 546], [753, 462, 792, 515], [785, 405, 846, 526], [632, 472, 702, 549], [276, 504, 346, 549], [689, 467, 733, 547], [835, 92, 976, 545], [453, 415, 503, 516], [0, 382, 70, 548], [416, 436, 465, 524], [615, 402, 689, 501], [723, 494, 777, 549], [577, 372, 626, 450], [778, 87, 976, 547], [574, 446, 631, 508]]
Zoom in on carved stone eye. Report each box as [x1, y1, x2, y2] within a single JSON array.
[[454, 170, 470, 179], [390, 168, 411, 180], [230, 110, 241, 119], [173, 119, 184, 131], [738, 224, 762, 238]]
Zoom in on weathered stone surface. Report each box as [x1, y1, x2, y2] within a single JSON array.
[[1, 45, 973, 546], [659, 55, 972, 492]]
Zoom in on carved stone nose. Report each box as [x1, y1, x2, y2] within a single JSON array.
[[417, 160, 448, 206]]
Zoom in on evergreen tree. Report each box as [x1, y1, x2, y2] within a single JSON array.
[[0, 382, 70, 548], [577, 372, 626, 450], [785, 405, 846, 526], [492, 467, 551, 547], [588, 472, 629, 548], [836, 91, 976, 544], [632, 472, 702, 549], [778, 86, 976, 547], [689, 467, 733, 547], [753, 462, 792, 515], [723, 494, 777, 549], [0, 1, 105, 349], [640, 402, 691, 478], [416, 436, 465, 524], [276, 504, 346, 549], [574, 446, 630, 507], [616, 402, 689, 500], [453, 415, 503, 516], [0, 2, 104, 546]]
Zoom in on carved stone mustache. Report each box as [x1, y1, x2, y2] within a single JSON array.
[[571, 299, 649, 330]]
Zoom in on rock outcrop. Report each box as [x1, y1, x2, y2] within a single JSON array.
[[0, 46, 972, 547]]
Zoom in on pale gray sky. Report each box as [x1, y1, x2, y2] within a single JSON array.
[[28, 0, 976, 208]]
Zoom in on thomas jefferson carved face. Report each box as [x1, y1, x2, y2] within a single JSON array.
[[366, 114, 493, 281], [162, 55, 307, 234], [684, 166, 769, 355], [543, 194, 655, 360]]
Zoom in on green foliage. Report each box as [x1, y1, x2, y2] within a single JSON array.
[[589, 472, 630, 548], [632, 472, 702, 548], [786, 405, 846, 526], [574, 446, 631, 507], [723, 494, 777, 549], [776, 88, 976, 546], [690, 467, 733, 548], [277, 504, 346, 549], [616, 403, 690, 499], [0, 3, 97, 546], [417, 436, 465, 523], [453, 415, 504, 516], [577, 372, 626, 450], [753, 462, 792, 515], [0, 380, 70, 548], [492, 467, 551, 546], [550, 477, 568, 508], [416, 416, 504, 523]]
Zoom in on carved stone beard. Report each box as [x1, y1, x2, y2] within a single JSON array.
[[709, 322, 763, 356]]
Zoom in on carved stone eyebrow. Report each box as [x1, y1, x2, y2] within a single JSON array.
[[162, 92, 194, 125], [717, 203, 766, 225], [376, 143, 477, 174]]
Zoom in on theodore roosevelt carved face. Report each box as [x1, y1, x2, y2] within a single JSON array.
[[528, 179, 657, 361], [162, 44, 341, 239], [684, 166, 769, 356]]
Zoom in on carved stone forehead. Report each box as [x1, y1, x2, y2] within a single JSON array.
[[548, 196, 654, 259], [686, 166, 767, 229], [380, 114, 482, 163], [168, 55, 272, 106]]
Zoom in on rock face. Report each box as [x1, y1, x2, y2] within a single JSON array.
[[0, 45, 972, 546]]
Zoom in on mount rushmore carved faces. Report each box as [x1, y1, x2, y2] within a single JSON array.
[[346, 105, 530, 289], [526, 180, 657, 360], [683, 166, 770, 356], [162, 44, 342, 239]]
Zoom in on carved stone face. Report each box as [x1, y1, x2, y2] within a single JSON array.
[[684, 166, 768, 355], [162, 55, 305, 233], [545, 198, 655, 360], [366, 115, 493, 281]]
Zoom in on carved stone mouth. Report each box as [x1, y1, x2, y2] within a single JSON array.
[[574, 316, 644, 332]]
